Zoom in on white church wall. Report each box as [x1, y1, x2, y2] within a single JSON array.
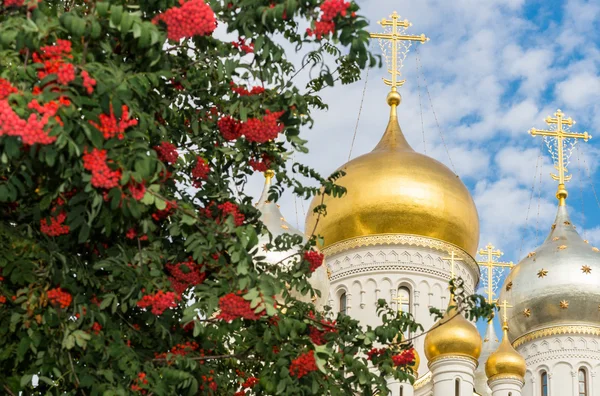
[[516, 333, 600, 396], [325, 242, 478, 379]]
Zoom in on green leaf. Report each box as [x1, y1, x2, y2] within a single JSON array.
[[110, 5, 123, 26], [20, 374, 33, 388], [155, 198, 166, 210], [73, 330, 92, 349]]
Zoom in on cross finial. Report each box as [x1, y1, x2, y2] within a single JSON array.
[[477, 243, 513, 304], [392, 294, 410, 313], [442, 251, 463, 281], [369, 11, 428, 97], [499, 299, 514, 329], [529, 109, 593, 206]]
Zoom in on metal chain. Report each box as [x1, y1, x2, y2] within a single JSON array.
[[415, 51, 427, 154], [519, 142, 542, 260], [347, 67, 370, 162], [576, 145, 586, 239], [535, 149, 544, 246], [417, 48, 457, 174]]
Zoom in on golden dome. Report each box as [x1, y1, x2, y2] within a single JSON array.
[[485, 322, 526, 382], [424, 294, 482, 363], [305, 97, 479, 256]]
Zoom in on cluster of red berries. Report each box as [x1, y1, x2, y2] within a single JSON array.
[[217, 115, 242, 141], [239, 110, 285, 143], [152, 200, 177, 221], [0, 78, 17, 100], [81, 70, 97, 95], [166, 258, 206, 295], [47, 287, 72, 309], [200, 370, 218, 392], [56, 63, 75, 85], [154, 198, 177, 218], [3, 0, 25, 6], [0, 295, 6, 304], [366, 347, 386, 361], [216, 292, 265, 321], [242, 376, 259, 389], [126, 227, 148, 240], [191, 156, 210, 186], [231, 38, 254, 54], [154, 341, 199, 360], [392, 348, 416, 367], [289, 350, 318, 379], [137, 290, 179, 315], [91, 322, 102, 335], [304, 250, 324, 273], [130, 372, 149, 393], [306, 0, 351, 39], [307, 21, 335, 39], [320, 0, 350, 21], [230, 82, 265, 96], [308, 319, 337, 345], [218, 202, 245, 226], [248, 155, 272, 172], [89, 104, 138, 140], [153, 0, 216, 41], [0, 98, 60, 146], [128, 181, 146, 201], [154, 141, 179, 164], [82, 148, 122, 189], [40, 211, 70, 236], [33, 39, 74, 85]]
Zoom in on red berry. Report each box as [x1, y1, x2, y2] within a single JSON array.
[[153, 0, 216, 41]]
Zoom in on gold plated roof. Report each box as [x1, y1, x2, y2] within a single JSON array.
[[424, 293, 482, 363], [305, 95, 480, 256], [485, 322, 526, 382]]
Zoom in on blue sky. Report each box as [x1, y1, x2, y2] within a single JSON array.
[[244, 0, 600, 334]]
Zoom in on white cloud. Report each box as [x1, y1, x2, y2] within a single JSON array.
[[555, 73, 600, 109]]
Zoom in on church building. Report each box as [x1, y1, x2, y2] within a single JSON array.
[[257, 11, 600, 396]]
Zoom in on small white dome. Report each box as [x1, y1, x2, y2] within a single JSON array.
[[256, 172, 330, 309]]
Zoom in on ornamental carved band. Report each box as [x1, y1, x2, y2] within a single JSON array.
[[322, 233, 479, 275], [513, 325, 600, 348]]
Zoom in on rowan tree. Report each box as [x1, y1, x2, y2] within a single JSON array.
[[0, 0, 494, 394]]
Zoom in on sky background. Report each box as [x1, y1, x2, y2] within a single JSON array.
[[241, 0, 600, 332]]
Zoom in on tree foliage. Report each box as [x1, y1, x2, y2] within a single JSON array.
[[0, 0, 494, 394]]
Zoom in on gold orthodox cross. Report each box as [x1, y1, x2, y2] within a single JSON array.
[[529, 110, 592, 205], [499, 299, 514, 326], [442, 251, 463, 280], [477, 243, 513, 304], [392, 294, 410, 313], [369, 11, 428, 89]]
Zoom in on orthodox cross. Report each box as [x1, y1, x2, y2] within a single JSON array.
[[392, 294, 410, 313], [499, 299, 514, 327], [442, 250, 463, 280], [529, 110, 592, 205], [477, 243, 513, 304], [369, 11, 428, 89]]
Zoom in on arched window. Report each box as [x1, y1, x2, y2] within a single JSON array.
[[398, 286, 411, 338], [541, 371, 548, 396], [339, 292, 347, 315], [579, 368, 588, 396], [455, 378, 460, 396], [399, 385, 403, 396], [397, 286, 411, 313]]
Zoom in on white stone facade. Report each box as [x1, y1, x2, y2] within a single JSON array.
[[516, 331, 600, 396], [324, 237, 479, 380]]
